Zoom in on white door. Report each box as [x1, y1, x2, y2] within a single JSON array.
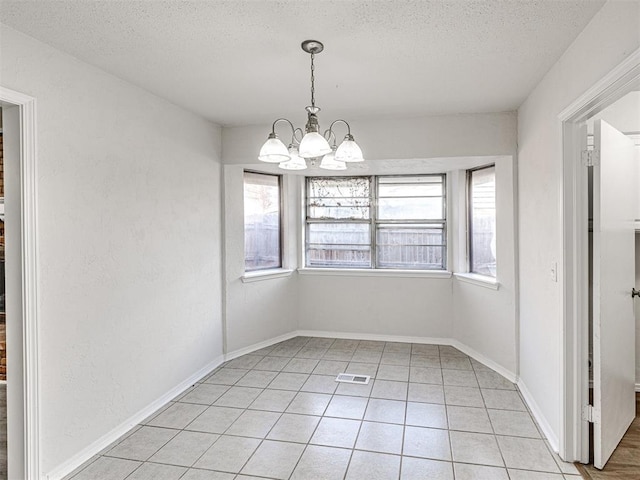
[[592, 119, 637, 469]]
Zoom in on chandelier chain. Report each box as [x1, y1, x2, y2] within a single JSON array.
[[310, 52, 315, 108]]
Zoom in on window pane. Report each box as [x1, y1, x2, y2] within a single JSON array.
[[376, 225, 445, 269], [469, 166, 496, 277], [378, 176, 443, 197], [308, 177, 370, 220], [307, 246, 371, 268], [377, 175, 445, 221], [307, 223, 371, 267], [377, 246, 445, 269], [308, 176, 370, 199], [378, 197, 444, 220], [308, 198, 370, 220], [308, 223, 370, 245], [244, 172, 281, 271]]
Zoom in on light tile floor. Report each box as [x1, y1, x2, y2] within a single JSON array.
[[65, 337, 583, 480]]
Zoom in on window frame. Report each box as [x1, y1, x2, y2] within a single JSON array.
[[243, 170, 284, 272], [305, 174, 447, 270], [466, 164, 496, 277], [305, 175, 373, 269], [374, 174, 447, 270]]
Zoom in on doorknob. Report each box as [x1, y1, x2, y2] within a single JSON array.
[[633, 288, 640, 298]]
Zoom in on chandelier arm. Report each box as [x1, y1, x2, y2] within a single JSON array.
[[270, 118, 296, 136], [327, 119, 353, 138], [292, 128, 305, 145], [322, 129, 337, 147]]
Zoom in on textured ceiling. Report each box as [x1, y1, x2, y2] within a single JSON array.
[[0, 0, 605, 126]]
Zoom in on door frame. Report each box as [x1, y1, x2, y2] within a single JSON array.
[[558, 48, 640, 463], [0, 86, 40, 479]]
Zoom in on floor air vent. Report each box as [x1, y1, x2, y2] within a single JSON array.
[[336, 373, 370, 385]]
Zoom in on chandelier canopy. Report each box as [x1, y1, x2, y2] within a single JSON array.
[[258, 40, 364, 171]]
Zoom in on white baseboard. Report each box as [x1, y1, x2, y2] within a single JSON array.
[[45, 355, 224, 480], [296, 329, 454, 347], [297, 330, 518, 383], [450, 340, 518, 384], [45, 330, 552, 480], [517, 378, 559, 453], [224, 331, 299, 362]]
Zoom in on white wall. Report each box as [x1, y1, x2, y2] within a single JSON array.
[[299, 273, 454, 339], [0, 25, 224, 475], [517, 0, 640, 449], [223, 112, 517, 164], [452, 156, 519, 375], [222, 113, 519, 377]]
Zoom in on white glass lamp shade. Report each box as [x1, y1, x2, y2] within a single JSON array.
[[279, 147, 307, 170], [319, 150, 347, 171], [259, 134, 290, 163], [298, 131, 332, 159], [334, 135, 364, 162]]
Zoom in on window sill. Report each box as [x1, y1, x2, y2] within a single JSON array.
[[454, 273, 499, 290], [241, 268, 294, 283], [298, 268, 452, 279]]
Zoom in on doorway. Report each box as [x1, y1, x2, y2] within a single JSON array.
[[585, 93, 639, 471], [559, 49, 640, 467], [0, 108, 5, 478], [0, 86, 40, 480]]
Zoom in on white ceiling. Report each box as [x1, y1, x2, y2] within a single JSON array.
[[0, 0, 605, 127]]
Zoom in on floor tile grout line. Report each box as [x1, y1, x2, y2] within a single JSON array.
[[73, 337, 564, 480], [341, 380, 372, 479], [218, 342, 309, 478], [283, 403, 324, 480], [102, 417, 556, 465], [473, 362, 510, 475], [445, 399, 456, 477], [232, 338, 316, 479], [398, 357, 410, 479], [231, 381, 299, 479], [102, 424, 182, 466], [186, 367, 280, 475]]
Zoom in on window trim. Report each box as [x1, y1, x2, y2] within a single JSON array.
[[305, 174, 447, 271], [298, 267, 452, 279], [242, 268, 294, 283], [466, 164, 496, 278], [243, 170, 284, 273], [454, 272, 499, 290]]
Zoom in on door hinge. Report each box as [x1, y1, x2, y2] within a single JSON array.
[[582, 404, 601, 423], [581, 149, 600, 167]]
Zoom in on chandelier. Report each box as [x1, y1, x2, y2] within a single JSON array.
[[258, 40, 364, 171]]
